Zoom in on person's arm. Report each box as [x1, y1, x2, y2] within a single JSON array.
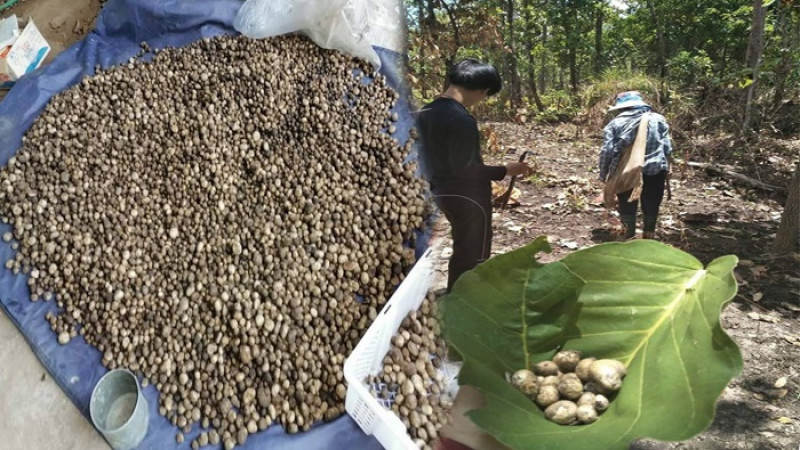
[[598, 123, 616, 182], [660, 119, 674, 172], [436, 386, 511, 450], [446, 116, 508, 181]]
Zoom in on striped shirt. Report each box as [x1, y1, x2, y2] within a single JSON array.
[[598, 108, 673, 181]]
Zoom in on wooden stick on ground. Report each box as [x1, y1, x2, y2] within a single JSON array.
[[679, 160, 785, 192]]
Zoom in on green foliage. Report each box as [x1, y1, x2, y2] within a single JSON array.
[[525, 172, 546, 188], [667, 50, 714, 87], [581, 69, 662, 110], [407, 0, 799, 133], [455, 47, 495, 64], [441, 238, 743, 450], [535, 90, 580, 123], [440, 237, 584, 375], [578, 68, 700, 133]]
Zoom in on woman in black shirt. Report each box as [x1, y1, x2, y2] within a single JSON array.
[[417, 59, 532, 291]]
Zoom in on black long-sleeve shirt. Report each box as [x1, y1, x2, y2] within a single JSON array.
[[416, 98, 506, 194]]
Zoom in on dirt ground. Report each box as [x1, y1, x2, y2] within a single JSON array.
[[3, 0, 100, 60], [0, 0, 101, 100], [430, 121, 799, 450]]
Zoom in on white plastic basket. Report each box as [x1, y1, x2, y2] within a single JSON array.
[[344, 248, 435, 450]]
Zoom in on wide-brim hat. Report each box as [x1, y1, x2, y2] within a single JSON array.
[[608, 91, 650, 111]]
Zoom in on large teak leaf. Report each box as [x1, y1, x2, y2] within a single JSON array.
[[440, 237, 585, 374], [441, 239, 743, 450]]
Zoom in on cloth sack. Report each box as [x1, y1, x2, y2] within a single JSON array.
[[603, 112, 652, 209]]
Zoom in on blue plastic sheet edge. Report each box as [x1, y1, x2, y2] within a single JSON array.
[[0, 0, 428, 448]]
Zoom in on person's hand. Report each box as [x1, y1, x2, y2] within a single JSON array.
[[437, 386, 511, 450], [505, 162, 533, 177]]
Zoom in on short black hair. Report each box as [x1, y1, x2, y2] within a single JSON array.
[[447, 59, 502, 96]]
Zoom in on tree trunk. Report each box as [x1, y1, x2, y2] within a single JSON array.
[[772, 1, 795, 110], [523, 0, 544, 111], [424, 0, 437, 29], [647, 0, 667, 80], [772, 164, 800, 253], [564, 6, 578, 93], [539, 21, 547, 94], [593, 4, 604, 76], [742, 0, 766, 134], [506, 0, 522, 108], [720, 43, 728, 75], [415, 0, 427, 99], [568, 46, 577, 93]]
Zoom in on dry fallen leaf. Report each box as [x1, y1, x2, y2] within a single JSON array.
[[784, 335, 800, 347], [560, 240, 579, 249], [491, 182, 521, 206], [782, 302, 800, 312], [481, 124, 500, 154], [767, 388, 788, 399], [749, 265, 768, 278], [747, 312, 780, 323]]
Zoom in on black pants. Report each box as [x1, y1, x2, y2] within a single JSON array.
[[433, 188, 492, 292], [617, 170, 668, 232]]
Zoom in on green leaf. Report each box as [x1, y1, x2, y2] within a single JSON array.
[[441, 237, 585, 375], [442, 239, 743, 450]]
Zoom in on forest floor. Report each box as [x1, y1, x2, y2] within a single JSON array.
[[428, 121, 799, 450]]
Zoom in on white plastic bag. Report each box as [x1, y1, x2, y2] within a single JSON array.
[[233, 0, 404, 69]]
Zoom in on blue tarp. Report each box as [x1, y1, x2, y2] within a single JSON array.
[[0, 0, 418, 448]]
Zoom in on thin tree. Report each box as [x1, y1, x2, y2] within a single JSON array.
[[523, 0, 544, 111], [415, 0, 428, 99], [539, 12, 548, 94], [772, 1, 797, 111], [564, 2, 579, 93], [441, 0, 462, 68], [772, 163, 800, 254], [506, 0, 523, 108], [647, 0, 667, 80], [742, 0, 767, 134], [593, 2, 604, 75]]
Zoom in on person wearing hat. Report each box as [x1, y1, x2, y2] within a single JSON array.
[[598, 91, 673, 239], [417, 59, 533, 291]]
